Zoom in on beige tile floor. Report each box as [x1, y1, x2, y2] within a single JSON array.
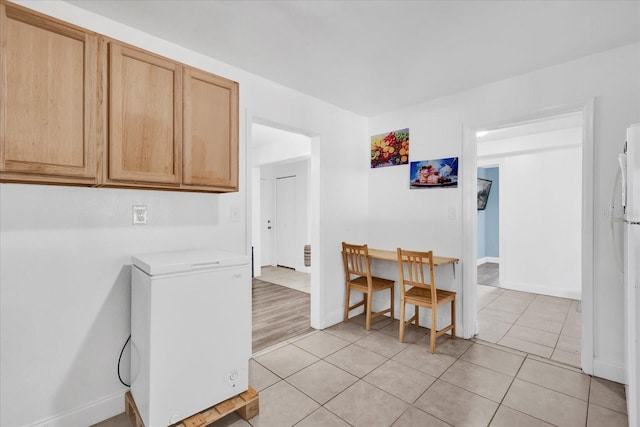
[[476, 262, 582, 367], [96, 266, 617, 427], [96, 315, 627, 427], [257, 266, 310, 294], [261, 264, 582, 366], [477, 284, 582, 367]]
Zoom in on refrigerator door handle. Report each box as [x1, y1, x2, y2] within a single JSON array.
[[619, 153, 627, 211]]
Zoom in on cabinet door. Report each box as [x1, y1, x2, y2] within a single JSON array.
[[183, 67, 238, 191], [109, 42, 182, 185], [0, 2, 100, 183]]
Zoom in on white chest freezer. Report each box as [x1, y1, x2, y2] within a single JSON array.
[[130, 249, 251, 427]]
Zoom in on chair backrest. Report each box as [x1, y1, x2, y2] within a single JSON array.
[[342, 242, 372, 283], [396, 248, 436, 300]]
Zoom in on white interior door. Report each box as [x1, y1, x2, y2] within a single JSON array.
[[276, 176, 296, 269], [260, 179, 273, 266]]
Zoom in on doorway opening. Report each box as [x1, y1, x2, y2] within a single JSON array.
[[250, 122, 314, 352], [463, 102, 594, 373], [475, 112, 583, 366]]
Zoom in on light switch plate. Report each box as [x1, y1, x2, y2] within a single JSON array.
[[230, 207, 240, 222], [133, 205, 148, 225], [448, 207, 457, 220]]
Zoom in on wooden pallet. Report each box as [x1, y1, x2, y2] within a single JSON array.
[[125, 387, 259, 427]]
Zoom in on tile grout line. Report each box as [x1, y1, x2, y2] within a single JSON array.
[[506, 354, 599, 426], [329, 322, 502, 423], [253, 324, 599, 427], [496, 291, 538, 345], [402, 340, 496, 425], [585, 376, 592, 427], [552, 304, 575, 359], [483, 352, 528, 426], [326, 323, 469, 426], [479, 287, 582, 366], [295, 324, 439, 426]]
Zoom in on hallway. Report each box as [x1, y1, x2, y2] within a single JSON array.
[[477, 263, 581, 367]]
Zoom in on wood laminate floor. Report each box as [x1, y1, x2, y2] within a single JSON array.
[[252, 278, 314, 353]]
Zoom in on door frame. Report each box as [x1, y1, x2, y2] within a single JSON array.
[[247, 112, 322, 329], [462, 99, 594, 374]]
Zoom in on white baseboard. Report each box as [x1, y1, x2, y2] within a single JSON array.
[[296, 265, 311, 274], [477, 257, 500, 265], [30, 390, 125, 427], [498, 280, 581, 300], [593, 357, 626, 384]]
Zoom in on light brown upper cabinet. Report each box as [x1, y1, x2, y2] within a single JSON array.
[[0, 1, 102, 185], [107, 42, 239, 192], [108, 42, 182, 186], [183, 67, 239, 191], [0, 1, 239, 193]]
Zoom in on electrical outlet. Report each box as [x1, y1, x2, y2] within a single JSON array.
[[133, 205, 148, 225]]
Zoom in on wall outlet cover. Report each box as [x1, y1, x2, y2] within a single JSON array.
[[133, 206, 148, 225]]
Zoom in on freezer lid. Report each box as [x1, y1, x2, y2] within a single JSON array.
[[132, 249, 250, 276]]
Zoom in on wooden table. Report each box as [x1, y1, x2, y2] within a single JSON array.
[[367, 248, 459, 276]]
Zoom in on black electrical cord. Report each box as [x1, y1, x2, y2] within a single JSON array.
[[118, 335, 131, 387]]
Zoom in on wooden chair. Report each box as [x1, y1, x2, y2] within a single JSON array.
[[396, 248, 456, 353], [342, 242, 395, 330]]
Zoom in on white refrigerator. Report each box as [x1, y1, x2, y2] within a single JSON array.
[[621, 124, 640, 426], [130, 249, 251, 427]]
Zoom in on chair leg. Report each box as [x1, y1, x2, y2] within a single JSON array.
[[451, 297, 456, 340], [344, 286, 350, 322], [365, 292, 373, 330], [414, 305, 419, 329], [399, 300, 406, 343], [390, 286, 395, 320], [430, 306, 437, 354]]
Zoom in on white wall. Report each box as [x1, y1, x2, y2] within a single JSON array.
[[366, 119, 463, 332], [500, 145, 582, 298], [368, 43, 640, 382], [0, 2, 368, 426], [252, 126, 312, 167], [480, 127, 582, 299]]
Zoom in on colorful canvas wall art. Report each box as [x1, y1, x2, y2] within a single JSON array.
[[371, 128, 409, 168], [410, 157, 458, 189]]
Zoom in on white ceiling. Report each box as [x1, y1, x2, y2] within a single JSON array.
[[66, 0, 640, 117]]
